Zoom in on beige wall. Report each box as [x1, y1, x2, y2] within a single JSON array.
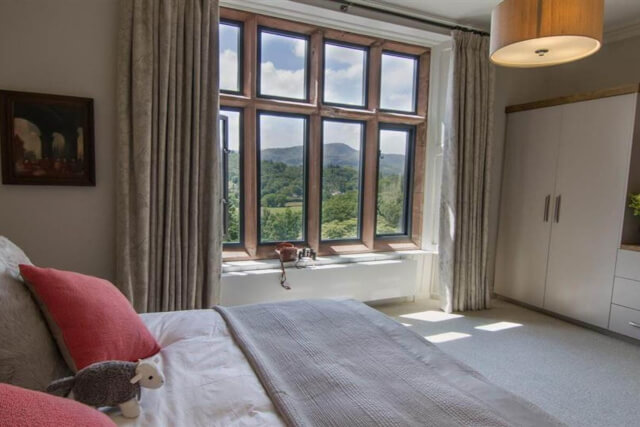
[[489, 35, 640, 285], [0, 0, 118, 280]]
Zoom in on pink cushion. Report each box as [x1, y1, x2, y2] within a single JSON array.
[[0, 383, 116, 427], [19, 265, 160, 371]]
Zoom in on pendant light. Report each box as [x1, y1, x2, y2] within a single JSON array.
[[490, 0, 604, 68]]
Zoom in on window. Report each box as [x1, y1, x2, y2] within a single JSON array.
[[220, 8, 429, 259], [258, 28, 309, 101], [219, 20, 242, 93], [380, 52, 418, 113], [321, 119, 364, 241], [323, 41, 368, 108], [376, 125, 414, 236], [220, 108, 242, 244], [258, 112, 307, 243]]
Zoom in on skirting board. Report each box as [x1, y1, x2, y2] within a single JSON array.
[[494, 294, 640, 347]]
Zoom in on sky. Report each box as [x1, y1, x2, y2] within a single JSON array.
[[324, 43, 366, 106], [220, 23, 240, 91], [380, 53, 417, 112], [260, 113, 306, 150], [219, 24, 412, 155], [219, 108, 240, 152], [323, 120, 362, 150], [260, 32, 307, 99], [379, 129, 409, 155]]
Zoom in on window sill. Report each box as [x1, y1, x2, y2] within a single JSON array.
[[222, 249, 436, 274]]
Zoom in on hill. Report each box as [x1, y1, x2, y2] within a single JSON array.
[[260, 143, 405, 175]]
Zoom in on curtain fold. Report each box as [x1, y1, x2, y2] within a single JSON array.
[[116, 0, 222, 312], [439, 30, 495, 313]]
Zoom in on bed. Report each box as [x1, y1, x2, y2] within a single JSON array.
[[108, 299, 562, 427], [0, 236, 561, 426]]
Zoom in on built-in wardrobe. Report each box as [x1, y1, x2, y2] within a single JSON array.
[[495, 85, 640, 338]]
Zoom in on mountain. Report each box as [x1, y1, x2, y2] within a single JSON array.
[[261, 143, 405, 175]]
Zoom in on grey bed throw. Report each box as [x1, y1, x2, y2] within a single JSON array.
[[214, 299, 563, 427]]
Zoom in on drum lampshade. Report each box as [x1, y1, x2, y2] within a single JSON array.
[[490, 0, 604, 68]]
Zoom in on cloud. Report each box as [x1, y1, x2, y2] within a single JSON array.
[[220, 49, 239, 91], [260, 113, 306, 149], [324, 64, 365, 105], [325, 44, 363, 66], [380, 129, 408, 155], [323, 120, 362, 150], [220, 109, 241, 151], [260, 61, 306, 99], [380, 55, 416, 111], [293, 38, 307, 58], [324, 45, 366, 105]]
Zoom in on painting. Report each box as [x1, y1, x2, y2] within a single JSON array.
[[0, 90, 95, 186]]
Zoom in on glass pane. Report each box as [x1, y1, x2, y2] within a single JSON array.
[[220, 22, 241, 92], [376, 128, 411, 235], [221, 109, 241, 244], [323, 43, 367, 107], [321, 120, 363, 240], [380, 52, 418, 112], [259, 113, 307, 242], [259, 30, 308, 100]]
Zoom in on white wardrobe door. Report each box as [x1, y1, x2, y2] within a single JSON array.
[[494, 106, 562, 307], [544, 94, 637, 327]]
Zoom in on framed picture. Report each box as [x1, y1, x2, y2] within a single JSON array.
[[0, 90, 95, 186]]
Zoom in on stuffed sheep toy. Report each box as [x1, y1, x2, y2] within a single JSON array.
[[47, 359, 164, 418]]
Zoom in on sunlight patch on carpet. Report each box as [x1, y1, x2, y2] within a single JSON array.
[[475, 322, 522, 332], [425, 332, 471, 343]]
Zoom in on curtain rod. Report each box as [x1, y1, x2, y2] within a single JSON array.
[[329, 0, 490, 36]]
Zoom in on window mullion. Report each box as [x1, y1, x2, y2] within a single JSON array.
[[306, 29, 323, 252], [243, 105, 258, 256], [361, 119, 378, 249], [245, 16, 257, 99], [368, 43, 382, 112], [307, 113, 322, 252], [410, 122, 427, 247], [360, 44, 382, 249], [309, 31, 323, 107], [416, 52, 430, 117]]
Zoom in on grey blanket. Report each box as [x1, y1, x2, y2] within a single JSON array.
[[214, 299, 563, 427]]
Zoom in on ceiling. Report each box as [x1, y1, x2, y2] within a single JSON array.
[[350, 0, 640, 32]]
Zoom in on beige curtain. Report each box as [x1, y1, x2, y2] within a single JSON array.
[[116, 0, 222, 312], [439, 30, 495, 313]]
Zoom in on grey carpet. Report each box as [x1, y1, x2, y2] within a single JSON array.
[[375, 298, 640, 427]]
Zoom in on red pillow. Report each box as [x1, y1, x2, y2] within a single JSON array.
[[0, 383, 116, 427], [19, 265, 160, 372]]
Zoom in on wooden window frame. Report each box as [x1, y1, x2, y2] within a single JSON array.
[[322, 40, 369, 109], [220, 8, 430, 261], [375, 123, 415, 239], [256, 110, 310, 245], [219, 19, 244, 95], [220, 106, 244, 248], [257, 26, 311, 103], [319, 117, 366, 243], [379, 51, 420, 115]]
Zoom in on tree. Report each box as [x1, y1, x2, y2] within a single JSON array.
[[261, 208, 303, 241]]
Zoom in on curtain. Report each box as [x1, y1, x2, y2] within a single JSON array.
[[439, 30, 495, 313], [116, 0, 222, 312]]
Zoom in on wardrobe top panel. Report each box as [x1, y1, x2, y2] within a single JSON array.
[[506, 83, 640, 114]]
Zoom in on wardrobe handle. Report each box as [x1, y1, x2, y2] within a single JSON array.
[[543, 195, 551, 222], [629, 321, 640, 329], [554, 195, 562, 223]]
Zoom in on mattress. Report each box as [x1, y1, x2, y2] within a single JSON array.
[[108, 309, 284, 426]]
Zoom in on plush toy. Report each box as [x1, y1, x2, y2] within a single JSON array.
[[47, 360, 164, 418]]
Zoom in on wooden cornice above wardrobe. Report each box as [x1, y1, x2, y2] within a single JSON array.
[[505, 83, 640, 113]]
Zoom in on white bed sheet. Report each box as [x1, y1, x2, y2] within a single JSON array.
[[109, 309, 284, 427]]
